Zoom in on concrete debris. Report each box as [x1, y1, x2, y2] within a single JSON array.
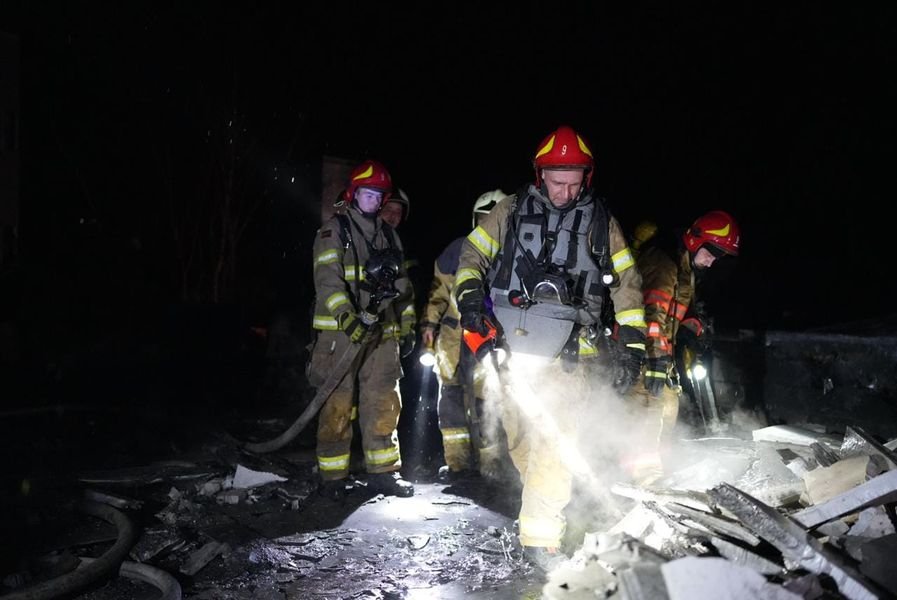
[[791, 468, 897, 528], [231, 464, 288, 489], [752, 424, 842, 449], [661, 502, 761, 546], [661, 556, 801, 600], [610, 483, 717, 514], [708, 536, 783, 575], [802, 455, 870, 505], [849, 506, 897, 539], [179, 540, 230, 576], [542, 557, 617, 599], [129, 527, 186, 562], [197, 479, 223, 496], [617, 564, 668, 600]]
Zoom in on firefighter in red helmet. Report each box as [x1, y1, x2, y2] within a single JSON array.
[[624, 210, 741, 484], [455, 125, 647, 571], [307, 159, 415, 499]]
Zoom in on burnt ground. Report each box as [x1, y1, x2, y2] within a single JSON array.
[[0, 320, 557, 599]]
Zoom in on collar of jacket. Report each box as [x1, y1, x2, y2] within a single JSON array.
[[527, 183, 595, 213]]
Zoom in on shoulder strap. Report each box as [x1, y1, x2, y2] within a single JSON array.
[[335, 213, 352, 248], [491, 190, 522, 289], [589, 195, 611, 273], [335, 213, 362, 300]]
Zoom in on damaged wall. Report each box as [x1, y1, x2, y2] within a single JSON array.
[[712, 329, 897, 440]]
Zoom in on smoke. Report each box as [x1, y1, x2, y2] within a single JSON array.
[[477, 354, 763, 544]]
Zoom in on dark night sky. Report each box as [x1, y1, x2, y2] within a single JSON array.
[[3, 2, 897, 333]]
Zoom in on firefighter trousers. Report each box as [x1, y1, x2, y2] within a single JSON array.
[[497, 362, 586, 549], [623, 382, 680, 484], [307, 329, 404, 481]]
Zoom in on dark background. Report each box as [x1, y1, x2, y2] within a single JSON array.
[[1, 2, 896, 396]]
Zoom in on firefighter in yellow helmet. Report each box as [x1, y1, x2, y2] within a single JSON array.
[[307, 160, 415, 499], [630, 220, 658, 259], [454, 126, 647, 571], [420, 189, 509, 483], [623, 210, 741, 484]]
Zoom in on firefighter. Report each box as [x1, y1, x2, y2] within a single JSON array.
[[420, 189, 509, 483], [307, 159, 415, 499], [379, 187, 420, 358], [454, 125, 647, 571], [628, 210, 741, 483]]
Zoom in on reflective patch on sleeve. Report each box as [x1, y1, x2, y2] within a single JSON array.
[[616, 308, 646, 328], [467, 226, 500, 260], [612, 247, 635, 273], [456, 268, 483, 288]]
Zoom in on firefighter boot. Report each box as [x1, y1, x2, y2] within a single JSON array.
[[437, 465, 478, 484], [318, 478, 349, 502], [367, 472, 414, 497]]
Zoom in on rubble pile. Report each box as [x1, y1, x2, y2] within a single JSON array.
[[544, 424, 897, 600]]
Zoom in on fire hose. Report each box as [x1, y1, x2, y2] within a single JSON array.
[[244, 282, 397, 454]]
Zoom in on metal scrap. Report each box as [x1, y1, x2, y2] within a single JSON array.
[[709, 483, 881, 600]]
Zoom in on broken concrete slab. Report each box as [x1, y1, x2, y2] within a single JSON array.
[[791, 468, 897, 529], [662, 503, 761, 546], [849, 506, 897, 539], [617, 563, 668, 600], [752, 425, 842, 449], [710, 483, 881, 600], [231, 464, 288, 489], [610, 483, 716, 514], [661, 556, 800, 600], [179, 540, 230, 576], [709, 537, 783, 575], [542, 557, 617, 599], [802, 455, 870, 505]]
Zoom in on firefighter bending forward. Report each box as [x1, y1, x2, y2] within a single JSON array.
[[308, 160, 415, 500], [454, 126, 647, 571], [626, 210, 741, 483]]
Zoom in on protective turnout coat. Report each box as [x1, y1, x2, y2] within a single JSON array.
[[456, 186, 646, 358], [308, 208, 415, 480], [453, 185, 646, 548]]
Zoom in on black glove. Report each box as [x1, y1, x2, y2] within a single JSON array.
[[645, 356, 672, 396], [677, 325, 706, 354], [400, 334, 416, 358], [613, 325, 646, 393], [339, 312, 375, 344], [457, 284, 489, 336]]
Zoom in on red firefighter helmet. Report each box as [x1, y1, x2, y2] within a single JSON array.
[[683, 210, 741, 256], [533, 125, 595, 187], [342, 160, 393, 203]]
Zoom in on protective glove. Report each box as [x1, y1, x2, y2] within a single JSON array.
[[644, 356, 672, 396], [400, 334, 416, 358], [457, 285, 489, 336], [613, 325, 646, 393], [339, 311, 376, 344], [677, 323, 709, 355]]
